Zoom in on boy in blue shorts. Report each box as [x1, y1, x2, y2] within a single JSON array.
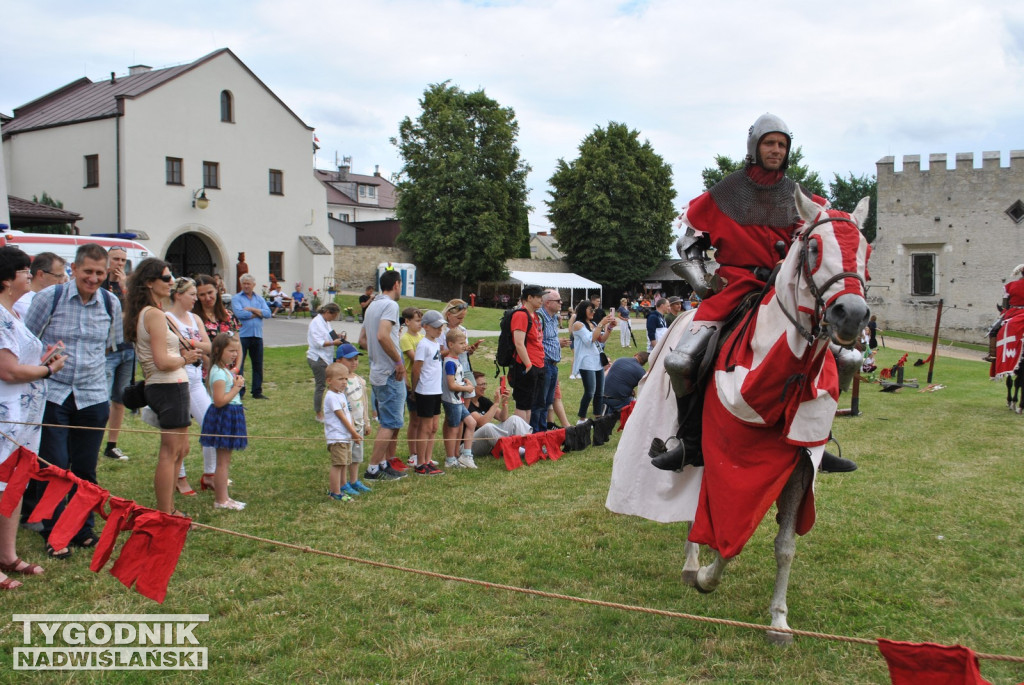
[[442, 329, 477, 469]]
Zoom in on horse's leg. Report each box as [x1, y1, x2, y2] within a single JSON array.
[[693, 552, 729, 594], [1007, 376, 1015, 411], [766, 457, 814, 645], [682, 522, 701, 586], [1016, 376, 1023, 414]]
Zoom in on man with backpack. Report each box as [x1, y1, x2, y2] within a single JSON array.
[[24, 244, 123, 557], [507, 285, 546, 424]]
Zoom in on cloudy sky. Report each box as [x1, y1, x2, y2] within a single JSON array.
[[3, 0, 1024, 233]]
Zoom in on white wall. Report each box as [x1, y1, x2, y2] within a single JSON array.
[[4, 118, 118, 229]]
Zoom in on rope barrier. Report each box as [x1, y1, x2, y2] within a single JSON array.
[[3, 426, 1023, 665]]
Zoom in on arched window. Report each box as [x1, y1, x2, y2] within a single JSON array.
[[220, 90, 234, 123]]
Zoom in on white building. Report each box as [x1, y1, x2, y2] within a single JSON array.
[[2, 48, 333, 291]]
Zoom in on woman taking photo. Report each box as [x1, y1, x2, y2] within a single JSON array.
[[306, 302, 343, 422], [570, 300, 614, 423], [0, 246, 66, 585], [165, 277, 212, 497], [124, 259, 201, 514]]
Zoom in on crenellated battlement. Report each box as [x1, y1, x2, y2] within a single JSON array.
[[877, 150, 1024, 177]]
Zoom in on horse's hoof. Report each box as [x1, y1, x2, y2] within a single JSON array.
[[765, 630, 794, 646], [681, 569, 698, 587], [1016, 406, 1022, 415]]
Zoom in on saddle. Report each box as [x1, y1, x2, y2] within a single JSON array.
[[650, 276, 778, 472]]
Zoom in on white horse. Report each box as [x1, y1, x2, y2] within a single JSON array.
[[608, 190, 871, 643]]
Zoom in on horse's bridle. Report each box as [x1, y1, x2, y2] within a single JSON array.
[[777, 215, 867, 345]]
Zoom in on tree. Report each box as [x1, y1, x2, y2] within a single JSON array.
[[392, 82, 531, 286], [546, 122, 676, 292], [828, 173, 878, 243], [700, 147, 826, 198], [28, 192, 74, 235]]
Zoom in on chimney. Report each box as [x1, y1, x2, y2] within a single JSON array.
[[110, 72, 116, 84], [374, 165, 381, 177], [128, 64, 152, 76]]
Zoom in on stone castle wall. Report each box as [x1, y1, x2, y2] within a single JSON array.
[[870, 150, 1024, 340], [332, 246, 571, 302]]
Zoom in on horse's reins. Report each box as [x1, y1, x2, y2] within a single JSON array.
[[774, 215, 867, 346]]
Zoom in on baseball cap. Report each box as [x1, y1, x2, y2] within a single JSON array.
[[336, 343, 362, 359], [421, 310, 445, 329], [522, 285, 545, 298]]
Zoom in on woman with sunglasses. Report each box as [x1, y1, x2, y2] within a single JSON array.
[[124, 259, 202, 515]]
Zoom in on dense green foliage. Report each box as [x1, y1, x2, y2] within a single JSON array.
[[547, 122, 676, 292], [829, 172, 878, 243], [700, 147, 826, 197], [393, 82, 531, 286]]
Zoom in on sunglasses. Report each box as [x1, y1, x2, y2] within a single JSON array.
[[158, 274, 173, 282], [450, 303, 468, 312]]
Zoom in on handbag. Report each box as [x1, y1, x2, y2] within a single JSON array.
[[121, 378, 147, 410], [599, 351, 610, 367]]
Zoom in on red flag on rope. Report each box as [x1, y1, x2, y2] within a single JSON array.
[[0, 447, 39, 516], [110, 510, 191, 604], [877, 638, 992, 685]]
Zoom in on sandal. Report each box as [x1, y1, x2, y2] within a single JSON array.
[[45, 545, 72, 560], [199, 473, 215, 491], [0, 576, 23, 590], [0, 558, 44, 576], [177, 478, 197, 497], [213, 498, 246, 511], [71, 535, 99, 549]]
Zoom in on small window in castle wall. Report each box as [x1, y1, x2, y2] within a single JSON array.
[[911, 253, 936, 296], [1007, 200, 1024, 224]]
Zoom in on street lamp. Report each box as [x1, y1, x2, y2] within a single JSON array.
[[192, 188, 210, 210]]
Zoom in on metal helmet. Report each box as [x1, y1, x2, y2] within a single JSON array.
[[745, 113, 792, 169]]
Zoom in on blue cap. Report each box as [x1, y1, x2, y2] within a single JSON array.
[[336, 343, 362, 359]]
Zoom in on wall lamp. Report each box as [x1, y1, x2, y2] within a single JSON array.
[[192, 188, 210, 210]]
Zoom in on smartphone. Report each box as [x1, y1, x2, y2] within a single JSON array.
[[41, 341, 65, 365], [499, 376, 507, 394]]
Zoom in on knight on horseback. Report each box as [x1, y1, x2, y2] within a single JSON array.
[[654, 113, 859, 472]]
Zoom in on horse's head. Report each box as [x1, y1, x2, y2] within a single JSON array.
[[782, 190, 871, 347]]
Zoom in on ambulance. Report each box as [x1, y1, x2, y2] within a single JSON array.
[[0, 230, 150, 275]]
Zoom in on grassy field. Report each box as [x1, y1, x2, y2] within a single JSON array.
[[3, 339, 1023, 683]]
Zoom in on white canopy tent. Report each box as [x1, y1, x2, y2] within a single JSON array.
[[507, 270, 602, 310]]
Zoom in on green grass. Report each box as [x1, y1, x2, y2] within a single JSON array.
[[3, 341, 1023, 683]]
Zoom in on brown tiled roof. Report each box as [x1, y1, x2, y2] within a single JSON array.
[[314, 168, 396, 209], [7, 195, 83, 224], [3, 48, 312, 138]]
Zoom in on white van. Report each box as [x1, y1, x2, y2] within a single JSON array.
[[0, 230, 150, 275]]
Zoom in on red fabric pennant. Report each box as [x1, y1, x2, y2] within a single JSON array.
[[877, 638, 992, 685], [522, 434, 543, 465], [618, 401, 636, 431], [90, 497, 142, 573], [26, 465, 77, 523], [0, 447, 40, 516], [110, 511, 192, 603], [47, 480, 110, 551], [493, 437, 523, 471], [542, 429, 565, 460]]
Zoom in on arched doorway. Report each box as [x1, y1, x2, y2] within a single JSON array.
[[166, 232, 217, 278]]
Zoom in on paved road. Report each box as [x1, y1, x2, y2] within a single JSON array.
[[262, 315, 498, 349]]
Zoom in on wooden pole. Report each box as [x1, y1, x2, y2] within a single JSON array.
[[927, 299, 944, 384], [849, 370, 861, 416]]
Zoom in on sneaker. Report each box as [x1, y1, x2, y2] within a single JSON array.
[[414, 464, 431, 476], [328, 491, 353, 502], [340, 483, 360, 497], [457, 454, 478, 469], [422, 462, 445, 476], [388, 457, 409, 472], [104, 446, 129, 461], [363, 468, 386, 481], [350, 480, 372, 493], [381, 464, 407, 479], [407, 456, 419, 468], [445, 456, 460, 469]]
